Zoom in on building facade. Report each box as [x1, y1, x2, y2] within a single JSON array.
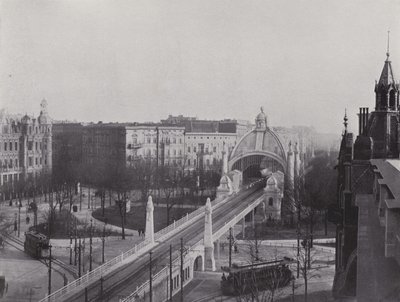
[[162, 115, 252, 172], [82, 123, 185, 168], [333, 51, 400, 301], [0, 100, 52, 190], [52, 122, 85, 172]]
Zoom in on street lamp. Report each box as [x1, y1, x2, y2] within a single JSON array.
[[102, 219, 108, 264], [89, 218, 93, 271]]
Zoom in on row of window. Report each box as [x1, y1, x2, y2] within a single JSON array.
[[141, 149, 183, 156], [141, 137, 183, 144], [2, 141, 47, 152], [2, 173, 19, 184], [186, 136, 234, 140], [187, 158, 218, 167], [172, 267, 190, 290], [127, 155, 183, 166], [28, 156, 47, 167], [2, 141, 19, 152], [0, 158, 19, 169], [27, 125, 50, 135], [187, 146, 221, 153]]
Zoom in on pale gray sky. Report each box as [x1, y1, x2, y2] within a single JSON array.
[[1, 0, 399, 133]]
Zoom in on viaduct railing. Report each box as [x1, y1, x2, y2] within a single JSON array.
[[39, 196, 224, 302], [121, 186, 265, 302]]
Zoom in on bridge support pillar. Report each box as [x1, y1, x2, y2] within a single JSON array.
[[204, 198, 216, 271], [145, 196, 154, 244], [216, 239, 220, 260], [242, 218, 246, 239]]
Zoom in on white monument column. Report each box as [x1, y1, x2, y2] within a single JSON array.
[[222, 142, 228, 175], [145, 196, 155, 244], [204, 198, 216, 271]]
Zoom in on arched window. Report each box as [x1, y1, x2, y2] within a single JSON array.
[[268, 197, 273, 206], [390, 90, 396, 109]]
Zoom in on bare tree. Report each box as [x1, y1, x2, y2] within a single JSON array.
[[296, 237, 321, 302]]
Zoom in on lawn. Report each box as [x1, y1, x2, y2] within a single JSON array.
[[34, 209, 119, 239], [92, 204, 195, 233]]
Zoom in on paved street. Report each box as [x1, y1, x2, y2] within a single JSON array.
[[176, 244, 336, 302]]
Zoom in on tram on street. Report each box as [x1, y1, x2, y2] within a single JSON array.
[[221, 257, 294, 296], [24, 231, 49, 259]]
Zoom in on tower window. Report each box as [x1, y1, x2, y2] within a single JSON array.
[[268, 197, 273, 206], [390, 90, 396, 109]]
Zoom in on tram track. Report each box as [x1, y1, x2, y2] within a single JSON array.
[[1, 232, 78, 279]]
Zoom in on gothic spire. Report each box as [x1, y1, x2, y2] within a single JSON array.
[[343, 109, 348, 133]]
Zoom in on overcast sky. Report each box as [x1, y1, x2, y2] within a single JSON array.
[[1, 0, 399, 134]]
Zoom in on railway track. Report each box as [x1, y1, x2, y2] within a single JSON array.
[[64, 183, 265, 302], [1, 232, 78, 279]]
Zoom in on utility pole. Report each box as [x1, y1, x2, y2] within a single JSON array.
[[74, 221, 77, 266], [78, 236, 81, 278], [48, 245, 52, 295], [79, 183, 82, 211], [102, 222, 106, 264], [169, 244, 173, 302], [149, 251, 153, 302], [89, 219, 93, 271], [229, 227, 232, 268], [18, 203, 21, 237], [307, 237, 311, 270], [180, 238, 184, 302], [69, 235, 73, 265], [297, 227, 300, 278]]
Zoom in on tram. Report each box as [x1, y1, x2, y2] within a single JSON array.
[[221, 257, 294, 296], [24, 231, 49, 259]]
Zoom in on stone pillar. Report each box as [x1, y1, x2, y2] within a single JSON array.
[[252, 209, 255, 229], [222, 142, 228, 175], [204, 198, 216, 271], [216, 239, 220, 260], [145, 196, 154, 244], [242, 218, 246, 239]]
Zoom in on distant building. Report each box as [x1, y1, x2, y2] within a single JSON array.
[[52, 122, 85, 172], [82, 123, 185, 168], [0, 100, 52, 190], [333, 51, 400, 301], [161, 115, 252, 172]]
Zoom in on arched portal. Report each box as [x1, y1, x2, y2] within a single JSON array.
[[231, 154, 285, 183], [193, 255, 203, 271]]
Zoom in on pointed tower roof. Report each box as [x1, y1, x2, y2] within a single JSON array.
[[378, 56, 396, 87], [377, 32, 397, 88]]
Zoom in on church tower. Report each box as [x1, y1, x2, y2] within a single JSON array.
[[354, 38, 400, 159]]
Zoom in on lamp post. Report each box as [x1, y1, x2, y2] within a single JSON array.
[[180, 238, 184, 302], [228, 227, 233, 268], [102, 220, 107, 264], [18, 202, 21, 237], [89, 218, 93, 271], [69, 235, 73, 265], [78, 236, 81, 278], [48, 244, 52, 295], [149, 251, 153, 302]]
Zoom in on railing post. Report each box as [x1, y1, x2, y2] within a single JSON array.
[[173, 220, 176, 229]]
